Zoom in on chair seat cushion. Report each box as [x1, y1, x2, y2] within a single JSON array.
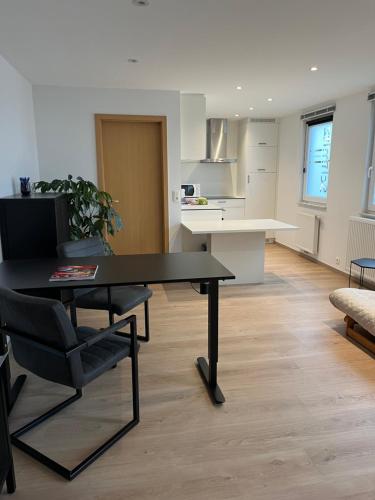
[[75, 285, 152, 316], [77, 327, 132, 385], [329, 288, 375, 336]]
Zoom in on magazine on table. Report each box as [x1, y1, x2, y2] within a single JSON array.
[[49, 265, 98, 282]]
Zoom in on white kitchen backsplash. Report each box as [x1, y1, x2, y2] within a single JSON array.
[[181, 162, 238, 196]]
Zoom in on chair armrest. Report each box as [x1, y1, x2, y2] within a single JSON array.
[[66, 314, 137, 355], [82, 315, 136, 347], [1, 315, 137, 360]]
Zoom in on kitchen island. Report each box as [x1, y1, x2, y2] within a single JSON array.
[[182, 219, 298, 284]]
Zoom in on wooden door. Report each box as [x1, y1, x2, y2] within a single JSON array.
[[96, 115, 169, 255]]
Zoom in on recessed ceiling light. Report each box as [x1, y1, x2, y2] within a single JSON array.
[[132, 0, 149, 5], [310, 66, 318, 72], [235, 113, 240, 117], [236, 86, 243, 91], [249, 107, 254, 111], [267, 98, 273, 102], [128, 58, 139, 63]]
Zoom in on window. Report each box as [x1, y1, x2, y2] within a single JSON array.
[[302, 116, 333, 204]]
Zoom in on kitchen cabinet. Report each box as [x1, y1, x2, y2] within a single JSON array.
[[247, 121, 278, 147], [248, 147, 277, 173], [222, 207, 245, 220], [245, 172, 276, 219], [180, 94, 206, 161], [181, 209, 223, 222], [215, 198, 245, 220], [237, 120, 279, 238], [210, 198, 245, 220]]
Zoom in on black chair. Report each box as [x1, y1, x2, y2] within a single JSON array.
[[57, 237, 152, 342], [0, 287, 139, 481]]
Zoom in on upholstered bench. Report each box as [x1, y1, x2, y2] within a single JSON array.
[[329, 288, 375, 353]]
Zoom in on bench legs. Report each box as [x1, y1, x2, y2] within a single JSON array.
[[345, 316, 375, 354]]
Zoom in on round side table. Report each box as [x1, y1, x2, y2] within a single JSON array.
[[349, 258, 375, 288]]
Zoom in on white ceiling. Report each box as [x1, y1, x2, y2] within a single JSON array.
[[1, 0, 375, 118]]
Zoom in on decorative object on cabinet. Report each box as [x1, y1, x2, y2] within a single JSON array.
[[19, 177, 31, 196], [34, 175, 123, 254]]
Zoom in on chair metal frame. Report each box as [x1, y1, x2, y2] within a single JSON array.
[[3, 315, 139, 481]]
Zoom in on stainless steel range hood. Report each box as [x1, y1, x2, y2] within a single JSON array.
[[200, 118, 237, 163]]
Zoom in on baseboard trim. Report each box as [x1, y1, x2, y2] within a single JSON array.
[[274, 241, 351, 280]]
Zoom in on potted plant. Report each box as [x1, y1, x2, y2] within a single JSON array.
[[34, 175, 123, 254]]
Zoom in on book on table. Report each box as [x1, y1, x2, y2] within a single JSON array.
[[49, 265, 98, 282]]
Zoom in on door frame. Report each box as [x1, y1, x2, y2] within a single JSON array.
[[95, 114, 169, 253]]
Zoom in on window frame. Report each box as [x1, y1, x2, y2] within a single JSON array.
[[365, 100, 375, 213], [302, 115, 334, 205]]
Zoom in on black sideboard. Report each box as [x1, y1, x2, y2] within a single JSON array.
[[0, 193, 70, 301]]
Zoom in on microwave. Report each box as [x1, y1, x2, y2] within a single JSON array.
[[181, 184, 201, 197]]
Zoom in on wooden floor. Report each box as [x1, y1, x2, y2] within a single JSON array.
[[7, 244, 375, 500]]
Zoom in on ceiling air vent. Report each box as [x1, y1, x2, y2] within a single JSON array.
[[250, 118, 276, 123]]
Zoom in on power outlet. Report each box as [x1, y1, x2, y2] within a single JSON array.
[[172, 190, 181, 203], [335, 257, 341, 266]]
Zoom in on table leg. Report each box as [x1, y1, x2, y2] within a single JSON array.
[[6, 460, 16, 494], [196, 279, 225, 404]]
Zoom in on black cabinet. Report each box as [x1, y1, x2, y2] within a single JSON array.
[[0, 193, 69, 260], [0, 193, 70, 301]]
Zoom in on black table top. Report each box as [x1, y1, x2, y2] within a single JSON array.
[[0, 252, 235, 291], [351, 258, 375, 269]]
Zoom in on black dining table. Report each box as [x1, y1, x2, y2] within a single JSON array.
[[0, 251, 234, 408]]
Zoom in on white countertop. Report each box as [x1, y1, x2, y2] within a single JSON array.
[[181, 202, 222, 211], [181, 218, 298, 234]]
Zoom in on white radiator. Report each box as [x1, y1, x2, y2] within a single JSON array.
[[346, 216, 375, 281], [296, 213, 320, 254]]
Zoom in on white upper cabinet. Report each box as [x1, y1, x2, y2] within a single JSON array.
[[247, 121, 278, 147], [180, 94, 206, 161], [248, 147, 278, 172]]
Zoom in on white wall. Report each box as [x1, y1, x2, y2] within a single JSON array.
[[0, 54, 39, 197], [276, 90, 370, 272], [32, 85, 182, 251], [0, 54, 39, 261]]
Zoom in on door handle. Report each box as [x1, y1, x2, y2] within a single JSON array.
[[257, 168, 266, 171], [112, 200, 120, 204], [258, 142, 267, 145], [247, 175, 250, 184]]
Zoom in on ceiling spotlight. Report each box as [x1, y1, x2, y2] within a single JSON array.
[[236, 86, 243, 91], [132, 0, 149, 5], [267, 97, 273, 102], [310, 66, 318, 72], [235, 113, 240, 117], [128, 58, 139, 63], [249, 107, 254, 111]]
